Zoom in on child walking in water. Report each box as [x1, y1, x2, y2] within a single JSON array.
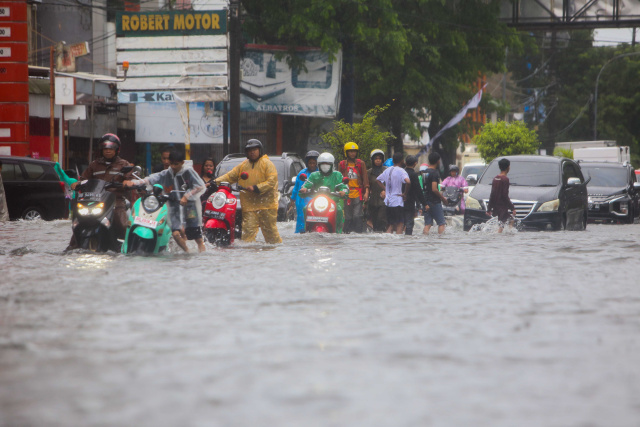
[[487, 158, 516, 233]]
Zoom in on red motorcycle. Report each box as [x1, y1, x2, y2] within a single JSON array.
[[202, 172, 248, 246], [299, 174, 348, 233]]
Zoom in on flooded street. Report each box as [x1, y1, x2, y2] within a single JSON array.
[[1, 219, 639, 427]]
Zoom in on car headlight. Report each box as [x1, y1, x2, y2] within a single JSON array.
[[143, 196, 159, 211], [313, 196, 329, 212], [212, 192, 227, 209], [538, 199, 559, 212], [466, 196, 482, 210]]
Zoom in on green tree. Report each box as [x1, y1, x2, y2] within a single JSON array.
[[320, 105, 394, 168], [241, 0, 519, 165], [474, 120, 540, 162]]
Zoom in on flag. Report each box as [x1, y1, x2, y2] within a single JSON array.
[[421, 84, 487, 154]]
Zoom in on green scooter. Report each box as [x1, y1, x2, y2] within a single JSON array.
[[121, 183, 172, 255]]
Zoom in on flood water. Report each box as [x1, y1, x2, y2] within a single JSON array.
[[1, 219, 639, 427]]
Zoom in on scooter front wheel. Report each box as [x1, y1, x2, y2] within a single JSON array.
[[205, 228, 231, 247]]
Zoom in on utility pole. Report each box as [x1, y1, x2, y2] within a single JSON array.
[[228, 0, 241, 153]]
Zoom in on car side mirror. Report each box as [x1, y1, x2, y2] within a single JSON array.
[[633, 182, 640, 190], [291, 176, 297, 184], [467, 174, 478, 185], [566, 177, 582, 186]]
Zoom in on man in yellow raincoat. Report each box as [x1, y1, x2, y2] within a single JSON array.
[[214, 139, 282, 244]]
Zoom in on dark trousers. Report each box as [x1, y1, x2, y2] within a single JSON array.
[[404, 206, 416, 235], [368, 204, 387, 232], [344, 197, 364, 233]]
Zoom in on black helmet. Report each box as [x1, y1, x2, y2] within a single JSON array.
[[244, 139, 264, 158], [304, 150, 320, 165], [99, 133, 121, 156], [449, 164, 460, 173]]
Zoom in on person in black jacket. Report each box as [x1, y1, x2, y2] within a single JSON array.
[[404, 155, 428, 235]]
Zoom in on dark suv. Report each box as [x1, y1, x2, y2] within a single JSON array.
[[215, 153, 305, 221], [464, 155, 589, 231], [0, 156, 67, 220], [578, 161, 640, 224]]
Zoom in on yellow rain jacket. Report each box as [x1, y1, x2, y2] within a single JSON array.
[[215, 155, 279, 212]]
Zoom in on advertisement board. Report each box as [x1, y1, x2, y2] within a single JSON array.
[[240, 45, 342, 118], [135, 102, 223, 144]]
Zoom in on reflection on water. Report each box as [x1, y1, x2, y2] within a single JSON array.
[[1, 219, 640, 426]]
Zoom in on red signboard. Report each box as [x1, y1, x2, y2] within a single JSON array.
[[0, 102, 27, 120], [0, 2, 28, 21], [0, 82, 27, 102], [0, 61, 26, 81], [0, 0, 29, 154], [0, 42, 27, 62], [0, 22, 28, 41], [0, 122, 29, 142]]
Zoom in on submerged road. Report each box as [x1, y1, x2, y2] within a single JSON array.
[[1, 219, 639, 426]]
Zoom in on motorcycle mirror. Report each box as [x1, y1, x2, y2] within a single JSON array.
[[240, 172, 249, 180], [132, 165, 143, 176], [342, 177, 350, 184], [299, 174, 307, 182], [153, 185, 163, 196], [121, 166, 134, 173]]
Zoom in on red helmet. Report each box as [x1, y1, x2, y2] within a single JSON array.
[[99, 133, 121, 155]]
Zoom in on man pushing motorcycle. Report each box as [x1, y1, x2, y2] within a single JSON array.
[[214, 139, 282, 244], [299, 152, 348, 233]]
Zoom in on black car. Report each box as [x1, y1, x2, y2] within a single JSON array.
[[464, 155, 589, 231], [0, 156, 67, 220], [578, 161, 640, 224], [215, 153, 305, 221]]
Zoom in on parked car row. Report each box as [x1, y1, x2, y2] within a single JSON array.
[[1, 156, 68, 221], [464, 155, 640, 231]]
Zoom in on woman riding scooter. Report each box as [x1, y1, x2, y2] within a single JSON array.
[[291, 150, 320, 233], [299, 152, 348, 233], [441, 164, 469, 213]]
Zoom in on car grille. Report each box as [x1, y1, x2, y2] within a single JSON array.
[[483, 199, 536, 220]]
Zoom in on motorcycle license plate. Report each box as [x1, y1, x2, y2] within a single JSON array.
[[133, 216, 158, 228], [307, 216, 329, 223], [206, 210, 226, 220]]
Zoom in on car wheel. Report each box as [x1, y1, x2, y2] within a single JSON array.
[[22, 206, 43, 220]]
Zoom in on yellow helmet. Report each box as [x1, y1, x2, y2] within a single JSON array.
[[344, 142, 359, 157]]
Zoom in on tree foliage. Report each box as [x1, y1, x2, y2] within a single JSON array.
[[320, 105, 394, 168], [475, 121, 540, 162], [241, 0, 520, 165], [508, 30, 640, 165], [553, 147, 573, 159]]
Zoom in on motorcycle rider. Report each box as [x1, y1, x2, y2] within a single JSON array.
[[67, 133, 133, 250], [338, 142, 369, 233], [441, 164, 469, 213], [367, 149, 387, 232], [213, 139, 282, 244], [291, 150, 320, 233], [300, 152, 348, 233], [125, 149, 206, 253]]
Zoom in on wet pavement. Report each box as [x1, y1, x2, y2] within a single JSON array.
[[1, 219, 639, 426]]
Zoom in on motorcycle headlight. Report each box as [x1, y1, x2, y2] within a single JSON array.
[[313, 196, 329, 212], [538, 199, 559, 212], [212, 192, 227, 209], [466, 196, 482, 210], [77, 202, 103, 216], [143, 196, 160, 211]]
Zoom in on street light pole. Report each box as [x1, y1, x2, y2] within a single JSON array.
[[593, 51, 640, 140]]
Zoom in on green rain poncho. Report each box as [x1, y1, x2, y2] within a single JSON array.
[[302, 170, 348, 233]]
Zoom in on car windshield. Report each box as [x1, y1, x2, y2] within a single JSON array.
[[581, 166, 628, 187], [479, 160, 560, 187], [216, 158, 286, 190], [462, 165, 486, 179]]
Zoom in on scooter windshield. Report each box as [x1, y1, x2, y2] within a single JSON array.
[[77, 179, 109, 201]]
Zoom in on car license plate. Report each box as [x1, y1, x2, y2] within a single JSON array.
[[134, 216, 158, 228], [205, 210, 226, 220], [307, 216, 329, 223]]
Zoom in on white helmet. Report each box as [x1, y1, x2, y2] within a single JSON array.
[[317, 152, 335, 175]]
